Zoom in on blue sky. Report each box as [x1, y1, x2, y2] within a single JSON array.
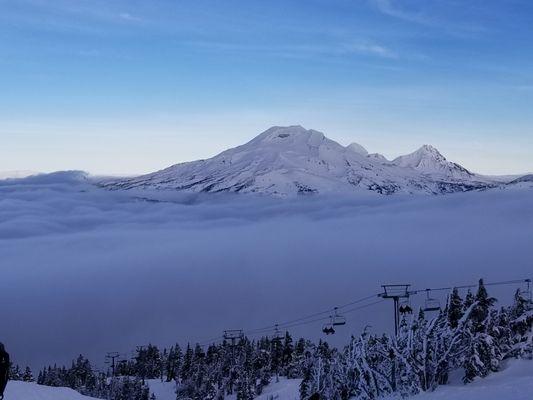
[[1, 0, 533, 175]]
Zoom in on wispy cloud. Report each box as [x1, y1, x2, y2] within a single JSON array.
[[345, 43, 398, 59], [370, 0, 488, 36], [371, 0, 430, 25], [118, 12, 142, 22], [185, 40, 399, 60]]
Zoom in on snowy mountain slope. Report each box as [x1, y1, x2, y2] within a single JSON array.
[[367, 152, 389, 163], [103, 126, 496, 197], [5, 381, 99, 400], [391, 144, 473, 180], [346, 142, 368, 156], [509, 174, 533, 184]]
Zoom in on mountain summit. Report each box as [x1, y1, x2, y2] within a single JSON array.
[[104, 126, 494, 196], [392, 144, 473, 179]]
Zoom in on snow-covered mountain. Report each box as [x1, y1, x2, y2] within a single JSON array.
[[103, 126, 497, 196], [392, 144, 473, 180], [502, 174, 533, 190]]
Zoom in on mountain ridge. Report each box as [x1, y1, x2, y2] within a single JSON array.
[[103, 126, 499, 196]]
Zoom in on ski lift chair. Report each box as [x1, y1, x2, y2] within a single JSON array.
[[423, 289, 441, 312], [272, 325, 284, 341], [521, 279, 532, 307], [399, 299, 413, 314], [322, 323, 335, 335], [331, 307, 347, 326], [322, 315, 337, 335]]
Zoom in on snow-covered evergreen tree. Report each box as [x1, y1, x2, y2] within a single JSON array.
[[22, 366, 34, 382], [32, 280, 533, 400]]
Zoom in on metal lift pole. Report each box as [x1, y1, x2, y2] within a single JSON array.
[[379, 284, 412, 336], [393, 296, 399, 336], [105, 352, 120, 377]]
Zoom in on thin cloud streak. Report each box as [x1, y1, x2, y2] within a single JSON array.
[[186, 40, 399, 59], [372, 0, 430, 25]]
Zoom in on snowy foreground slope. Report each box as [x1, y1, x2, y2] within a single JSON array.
[[146, 378, 301, 400], [103, 126, 503, 196], [137, 359, 533, 400], [4, 379, 300, 400], [7, 360, 533, 400], [386, 359, 533, 400], [5, 380, 100, 400]]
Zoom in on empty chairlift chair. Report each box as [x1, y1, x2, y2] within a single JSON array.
[[331, 307, 346, 326], [272, 324, 284, 341], [423, 289, 441, 312], [521, 279, 532, 307]]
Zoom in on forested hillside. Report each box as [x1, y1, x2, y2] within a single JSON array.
[[10, 280, 531, 400]]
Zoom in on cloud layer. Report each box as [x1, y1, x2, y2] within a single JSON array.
[[1, 172, 531, 369]]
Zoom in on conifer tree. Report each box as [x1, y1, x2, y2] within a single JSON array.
[[22, 366, 34, 382], [446, 288, 463, 329]]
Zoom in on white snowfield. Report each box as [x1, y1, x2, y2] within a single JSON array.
[[6, 360, 533, 399], [103, 126, 508, 196], [253, 377, 302, 400], [397, 359, 533, 400], [4, 381, 100, 400]]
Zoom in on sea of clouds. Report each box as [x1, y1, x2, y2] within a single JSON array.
[[0, 172, 531, 369]]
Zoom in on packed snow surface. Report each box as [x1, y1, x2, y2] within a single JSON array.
[[387, 359, 533, 400], [145, 379, 176, 400], [254, 377, 302, 400], [5, 381, 99, 400]]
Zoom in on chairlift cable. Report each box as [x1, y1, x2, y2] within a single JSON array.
[[196, 277, 529, 346], [243, 292, 384, 335], [410, 278, 530, 295]]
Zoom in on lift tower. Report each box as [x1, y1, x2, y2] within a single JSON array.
[[379, 284, 412, 336], [105, 352, 120, 377]]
